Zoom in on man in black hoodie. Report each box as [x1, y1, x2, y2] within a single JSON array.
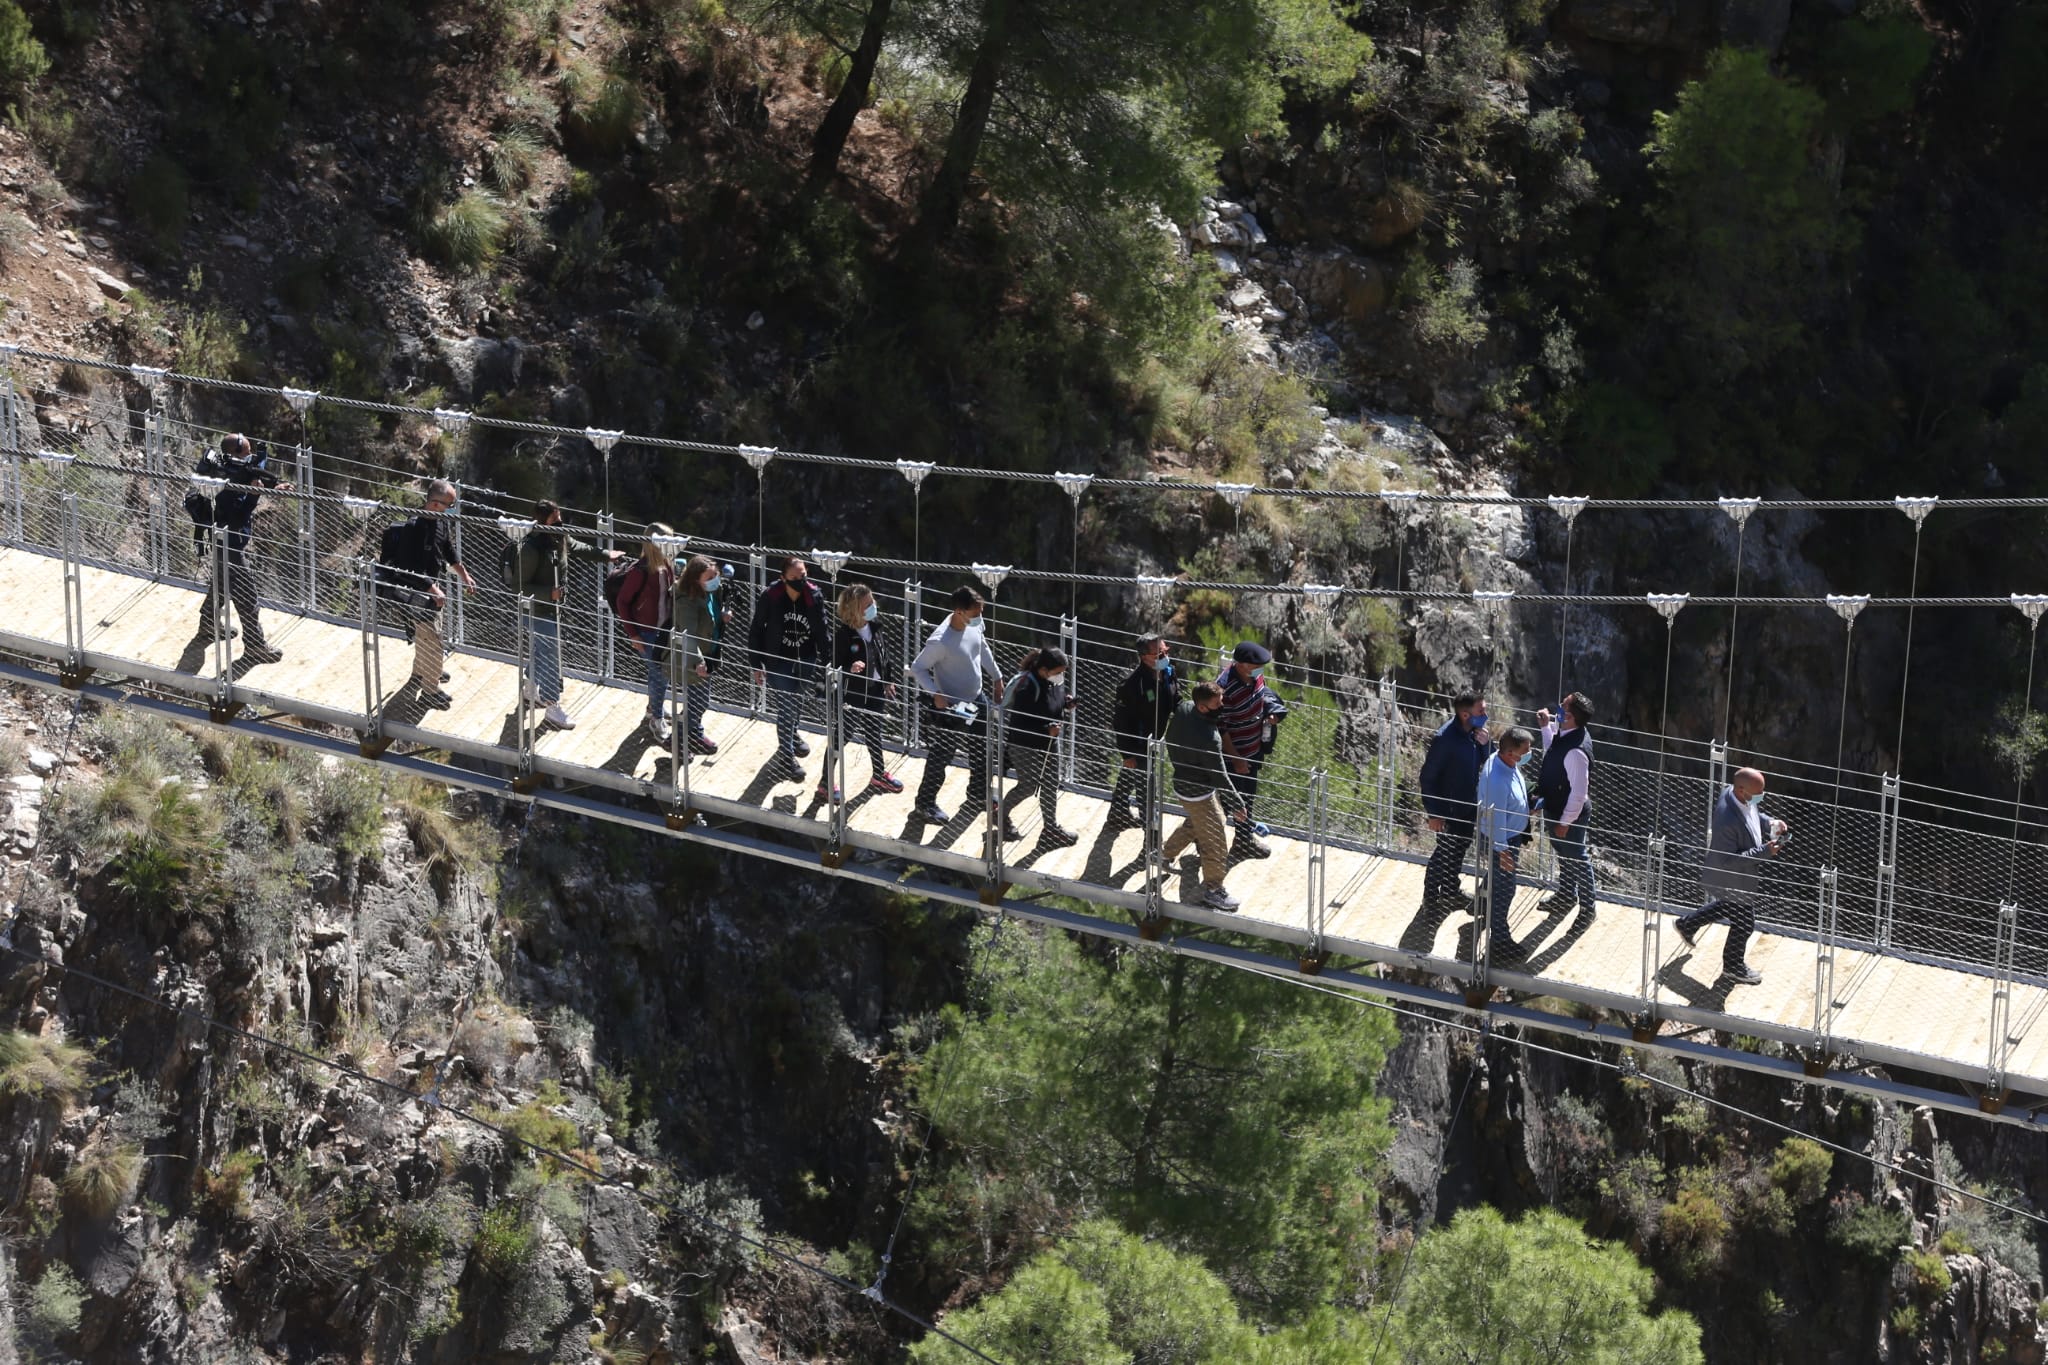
[[198, 433, 292, 666], [1109, 634, 1179, 826], [748, 556, 829, 783]]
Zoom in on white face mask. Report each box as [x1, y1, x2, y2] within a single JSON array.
[[1047, 672, 1066, 686]]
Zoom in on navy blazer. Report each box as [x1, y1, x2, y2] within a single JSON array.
[[1700, 786, 1774, 899], [1420, 717, 1493, 823]]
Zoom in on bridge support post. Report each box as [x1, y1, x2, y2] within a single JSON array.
[[598, 512, 617, 682], [1373, 674, 1396, 853], [0, 373, 23, 546], [1058, 613, 1079, 787], [358, 557, 388, 758], [295, 444, 316, 609], [1708, 740, 1727, 844], [1141, 736, 1167, 935], [673, 629, 695, 820], [1638, 833, 1668, 1033], [749, 550, 768, 717], [58, 493, 89, 688], [1302, 767, 1329, 974], [1875, 773, 1900, 948], [1471, 803, 1496, 994], [1985, 900, 2019, 1112], [143, 409, 167, 577], [981, 692, 1007, 904], [822, 666, 850, 867], [205, 523, 235, 716], [447, 490, 467, 648], [1812, 866, 1840, 1057], [902, 581, 922, 755], [511, 596, 541, 795]]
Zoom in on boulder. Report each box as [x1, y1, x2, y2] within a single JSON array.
[[1555, 0, 1706, 47], [437, 335, 526, 401], [1299, 250, 1388, 322]]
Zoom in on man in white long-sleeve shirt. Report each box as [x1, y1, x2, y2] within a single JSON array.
[[1534, 692, 1597, 921], [910, 585, 1009, 825]]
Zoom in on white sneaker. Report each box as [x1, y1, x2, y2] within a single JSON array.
[[522, 680, 541, 704], [646, 712, 672, 743], [545, 702, 574, 729]]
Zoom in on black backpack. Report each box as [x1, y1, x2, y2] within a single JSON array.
[[601, 558, 639, 616], [499, 537, 525, 593]]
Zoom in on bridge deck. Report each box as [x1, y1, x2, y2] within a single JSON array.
[[4, 543, 2044, 1100]]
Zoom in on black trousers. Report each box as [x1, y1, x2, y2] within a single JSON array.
[[1230, 749, 1269, 828], [845, 682, 889, 774], [1000, 742, 1061, 830], [915, 705, 990, 812], [1677, 897, 1756, 972], [199, 539, 267, 649], [1424, 820, 1474, 904]]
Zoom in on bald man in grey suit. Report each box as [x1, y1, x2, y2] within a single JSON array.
[[1675, 767, 1786, 986]]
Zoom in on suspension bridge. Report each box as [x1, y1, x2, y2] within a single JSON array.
[[2, 345, 2046, 1131]]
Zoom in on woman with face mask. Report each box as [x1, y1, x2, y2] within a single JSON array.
[[831, 583, 903, 796], [668, 554, 725, 756], [998, 645, 1077, 848]]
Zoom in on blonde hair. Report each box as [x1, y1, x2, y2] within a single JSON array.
[[836, 582, 874, 629], [642, 522, 678, 570]]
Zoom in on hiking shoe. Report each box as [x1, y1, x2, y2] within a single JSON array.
[[999, 819, 1024, 841], [441, 671, 451, 683], [1725, 964, 1763, 986], [196, 624, 238, 643], [870, 771, 904, 794], [915, 801, 950, 822], [421, 688, 453, 710], [243, 644, 283, 665], [544, 703, 574, 730], [792, 736, 812, 758], [780, 757, 806, 784], [1231, 835, 1273, 860], [689, 732, 718, 755], [1041, 824, 1079, 849], [1675, 921, 1699, 950], [522, 680, 541, 704], [816, 783, 842, 804], [1537, 892, 1576, 913], [646, 712, 672, 743], [1200, 884, 1241, 912]]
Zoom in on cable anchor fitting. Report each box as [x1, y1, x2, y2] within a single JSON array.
[[1301, 583, 1343, 610], [281, 387, 318, 416], [1894, 496, 1938, 526], [585, 427, 624, 456], [972, 563, 1010, 596], [498, 516, 534, 543], [1717, 497, 1760, 529], [342, 495, 381, 520], [1213, 481, 1253, 510], [811, 548, 852, 578], [739, 444, 777, 473], [1827, 594, 1870, 626], [1546, 495, 1589, 525], [1053, 471, 1094, 503], [2010, 594, 2048, 625], [896, 459, 934, 489], [431, 408, 471, 435]]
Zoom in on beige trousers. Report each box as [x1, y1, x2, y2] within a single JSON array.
[[1161, 790, 1230, 887]]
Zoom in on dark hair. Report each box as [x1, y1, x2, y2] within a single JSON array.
[[1452, 690, 1484, 712], [1500, 725, 1534, 751], [679, 553, 718, 599], [535, 499, 561, 524], [1019, 646, 1069, 675], [950, 585, 984, 611], [1191, 681, 1223, 704], [1563, 691, 1594, 725], [1134, 634, 1167, 655]]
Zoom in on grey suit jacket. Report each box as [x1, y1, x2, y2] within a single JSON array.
[[1700, 786, 1772, 900]]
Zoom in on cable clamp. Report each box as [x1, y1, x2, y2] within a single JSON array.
[[1135, 574, 1178, 592], [1053, 471, 1094, 502], [2010, 594, 2048, 624], [36, 449, 75, 466], [1645, 592, 1688, 622], [1213, 481, 1253, 509], [1826, 594, 1870, 625], [1894, 496, 1938, 525], [972, 563, 1010, 595], [281, 387, 318, 415], [1471, 589, 1514, 605], [585, 427, 624, 455], [1546, 495, 1588, 524], [739, 444, 777, 472], [651, 532, 688, 555], [431, 408, 471, 434], [129, 364, 167, 390], [896, 459, 935, 488], [811, 548, 852, 577], [1301, 583, 1343, 608], [498, 516, 534, 542], [342, 495, 381, 520]]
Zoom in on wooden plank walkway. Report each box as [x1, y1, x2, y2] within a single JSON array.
[[4, 544, 2044, 1099]]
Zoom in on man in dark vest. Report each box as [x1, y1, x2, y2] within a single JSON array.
[[1535, 691, 1597, 921]]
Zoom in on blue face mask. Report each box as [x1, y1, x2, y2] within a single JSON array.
[[1468, 712, 1488, 731], [1746, 792, 1764, 809], [1148, 656, 1168, 673], [863, 602, 878, 622]]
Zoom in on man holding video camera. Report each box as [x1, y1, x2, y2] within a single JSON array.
[[1675, 766, 1787, 987], [197, 433, 292, 665]]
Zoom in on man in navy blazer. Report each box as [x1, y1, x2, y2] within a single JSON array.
[[1419, 689, 1495, 912], [1675, 767, 1786, 986]]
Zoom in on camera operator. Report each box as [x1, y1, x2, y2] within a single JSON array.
[[1675, 767, 1786, 987], [198, 433, 292, 665]]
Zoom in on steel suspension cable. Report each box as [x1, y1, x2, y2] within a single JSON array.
[[2005, 616, 2042, 899]]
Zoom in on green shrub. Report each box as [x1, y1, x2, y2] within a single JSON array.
[[474, 1204, 538, 1274], [176, 307, 251, 381], [62, 1140, 141, 1216], [485, 123, 547, 192], [22, 1262, 84, 1350], [1829, 1192, 1913, 1262], [1768, 1137, 1833, 1207], [424, 190, 509, 272], [1890, 1304, 1921, 1339], [1903, 1248, 1952, 1299], [488, 1080, 579, 1156], [0, 0, 49, 95], [391, 1188, 479, 1274], [201, 1148, 262, 1219], [0, 1031, 90, 1105], [129, 154, 189, 253], [1660, 1170, 1730, 1275], [106, 782, 224, 912], [313, 762, 385, 862], [564, 75, 642, 157]]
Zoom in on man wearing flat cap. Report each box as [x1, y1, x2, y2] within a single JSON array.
[[1217, 640, 1286, 860]]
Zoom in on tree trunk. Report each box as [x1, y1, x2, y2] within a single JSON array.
[[914, 0, 1010, 241], [1131, 954, 1188, 1200], [807, 0, 895, 190]]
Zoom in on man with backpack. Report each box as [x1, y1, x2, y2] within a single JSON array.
[[376, 480, 477, 710], [748, 556, 829, 782], [505, 500, 622, 730], [194, 433, 291, 665]]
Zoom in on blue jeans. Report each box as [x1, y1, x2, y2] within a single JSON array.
[[766, 661, 807, 756], [531, 615, 563, 703], [1550, 817, 1596, 909], [633, 630, 668, 713]]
